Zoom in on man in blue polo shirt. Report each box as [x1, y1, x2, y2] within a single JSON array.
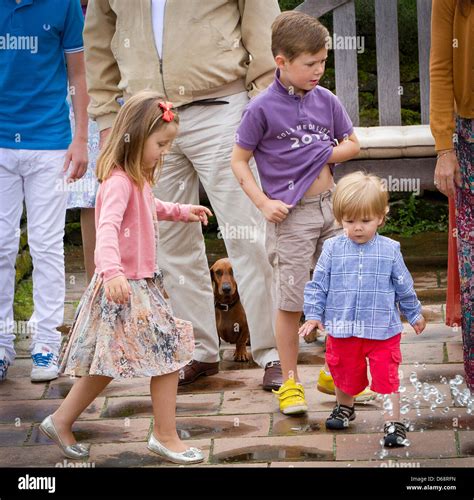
[[0, 0, 88, 382]]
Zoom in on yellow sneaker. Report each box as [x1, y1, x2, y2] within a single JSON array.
[[354, 387, 377, 402], [272, 378, 308, 415], [316, 368, 335, 395], [316, 368, 377, 401]]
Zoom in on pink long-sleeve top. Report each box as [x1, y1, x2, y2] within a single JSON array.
[[94, 169, 191, 282]]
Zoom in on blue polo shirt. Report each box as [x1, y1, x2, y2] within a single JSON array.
[[0, 0, 84, 150]]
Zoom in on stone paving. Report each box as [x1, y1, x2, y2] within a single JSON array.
[[1, 265, 473, 468]]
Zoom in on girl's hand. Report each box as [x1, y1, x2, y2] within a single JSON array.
[[413, 316, 426, 335], [104, 276, 132, 305], [261, 199, 293, 223], [63, 137, 88, 182], [187, 205, 213, 225], [298, 319, 324, 338]]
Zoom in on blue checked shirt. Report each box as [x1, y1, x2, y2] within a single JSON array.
[[303, 234, 422, 340]]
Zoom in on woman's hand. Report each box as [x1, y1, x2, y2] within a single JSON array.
[[261, 199, 293, 223], [298, 319, 325, 338], [187, 205, 213, 225], [434, 149, 461, 198], [63, 137, 88, 182], [104, 275, 132, 304], [413, 316, 426, 336]]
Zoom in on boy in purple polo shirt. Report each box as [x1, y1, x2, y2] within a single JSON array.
[[231, 11, 360, 415]]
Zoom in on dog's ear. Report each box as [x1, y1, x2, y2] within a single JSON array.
[[210, 264, 217, 291]]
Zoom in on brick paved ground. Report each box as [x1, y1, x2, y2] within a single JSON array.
[[1, 263, 472, 468]]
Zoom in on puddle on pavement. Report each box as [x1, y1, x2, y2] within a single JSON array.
[[177, 419, 257, 439], [272, 417, 320, 435], [214, 444, 331, 463], [102, 400, 152, 418], [98, 451, 165, 467], [0, 401, 58, 423], [176, 400, 220, 415], [46, 381, 73, 399]]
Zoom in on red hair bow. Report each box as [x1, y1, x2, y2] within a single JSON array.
[[158, 101, 175, 122]]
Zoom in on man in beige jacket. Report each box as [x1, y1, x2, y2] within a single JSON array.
[[84, 0, 283, 390]]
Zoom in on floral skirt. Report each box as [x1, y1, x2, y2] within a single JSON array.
[[59, 274, 194, 378], [454, 116, 474, 392]]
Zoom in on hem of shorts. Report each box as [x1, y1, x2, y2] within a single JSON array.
[[277, 301, 303, 313], [370, 383, 400, 395], [333, 382, 368, 397]]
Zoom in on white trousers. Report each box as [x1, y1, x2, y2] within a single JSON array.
[[153, 91, 278, 367], [0, 148, 68, 362]]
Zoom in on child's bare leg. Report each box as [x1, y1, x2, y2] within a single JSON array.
[[383, 392, 401, 422], [275, 309, 302, 382], [151, 371, 187, 453], [80, 208, 96, 284], [335, 386, 355, 407], [51, 375, 113, 445]]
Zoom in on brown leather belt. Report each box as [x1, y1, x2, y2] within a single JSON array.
[[177, 98, 229, 111]]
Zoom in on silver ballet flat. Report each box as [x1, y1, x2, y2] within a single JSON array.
[[147, 433, 204, 464], [39, 415, 89, 459]]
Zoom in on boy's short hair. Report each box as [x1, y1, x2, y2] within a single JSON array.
[[271, 11, 329, 61], [333, 171, 389, 224]]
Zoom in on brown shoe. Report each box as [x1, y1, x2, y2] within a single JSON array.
[[178, 360, 219, 386], [262, 360, 283, 391]]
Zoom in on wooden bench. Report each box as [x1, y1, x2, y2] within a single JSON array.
[[296, 0, 437, 191]]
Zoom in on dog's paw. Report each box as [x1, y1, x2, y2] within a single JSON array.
[[234, 349, 250, 362]]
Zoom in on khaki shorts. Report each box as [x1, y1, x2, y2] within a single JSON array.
[[265, 188, 342, 312]]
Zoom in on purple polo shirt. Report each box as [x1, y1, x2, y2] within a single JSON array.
[[236, 70, 353, 205]]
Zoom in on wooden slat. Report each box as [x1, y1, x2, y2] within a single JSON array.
[[333, 0, 359, 126], [417, 0, 432, 125], [375, 0, 401, 125], [336, 157, 437, 190], [296, 0, 350, 18]]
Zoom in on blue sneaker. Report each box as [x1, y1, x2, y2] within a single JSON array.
[[0, 348, 11, 382], [31, 344, 59, 382]]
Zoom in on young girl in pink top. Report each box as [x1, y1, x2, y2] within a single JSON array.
[[39, 91, 212, 465]]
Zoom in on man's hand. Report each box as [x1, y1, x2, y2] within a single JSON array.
[[434, 150, 461, 198], [413, 316, 426, 335], [187, 205, 213, 225], [63, 137, 88, 182], [298, 319, 324, 338], [260, 199, 293, 223], [104, 275, 132, 305]]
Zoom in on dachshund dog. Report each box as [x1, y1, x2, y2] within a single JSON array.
[[210, 258, 250, 361]]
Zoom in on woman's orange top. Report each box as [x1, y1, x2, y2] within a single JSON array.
[[430, 0, 473, 151]]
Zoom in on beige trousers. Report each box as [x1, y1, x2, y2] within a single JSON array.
[[153, 92, 278, 367]]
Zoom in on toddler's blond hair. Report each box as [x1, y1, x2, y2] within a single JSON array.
[[333, 171, 389, 225]]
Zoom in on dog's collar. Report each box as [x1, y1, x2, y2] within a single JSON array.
[[215, 297, 239, 312]]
